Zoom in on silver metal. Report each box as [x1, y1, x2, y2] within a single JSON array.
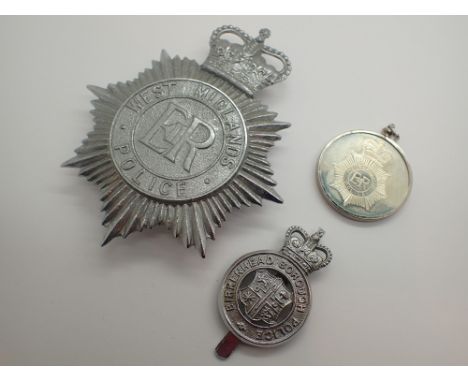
[[202, 25, 291, 96], [63, 26, 291, 256], [218, 227, 332, 348], [317, 125, 412, 221], [382, 123, 400, 141], [110, 79, 247, 202]]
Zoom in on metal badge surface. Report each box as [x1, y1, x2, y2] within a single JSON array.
[[317, 125, 412, 221], [216, 227, 332, 358], [63, 26, 291, 256]]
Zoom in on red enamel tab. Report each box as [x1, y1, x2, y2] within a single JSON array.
[[215, 331, 240, 359]]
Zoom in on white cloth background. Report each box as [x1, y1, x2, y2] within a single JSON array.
[[0, 16, 467, 365]]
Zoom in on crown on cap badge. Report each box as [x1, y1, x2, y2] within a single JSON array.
[[281, 226, 333, 274], [202, 25, 292, 96]]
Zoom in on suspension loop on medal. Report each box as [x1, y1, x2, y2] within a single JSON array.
[[382, 124, 400, 141]]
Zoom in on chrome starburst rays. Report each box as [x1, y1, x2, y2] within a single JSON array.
[[63, 51, 289, 256], [330, 151, 390, 211]]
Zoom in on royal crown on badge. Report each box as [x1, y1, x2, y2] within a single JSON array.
[[281, 226, 333, 274], [202, 25, 291, 96]]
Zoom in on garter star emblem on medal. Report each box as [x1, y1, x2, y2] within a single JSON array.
[[63, 26, 291, 256], [215, 227, 332, 358], [317, 124, 412, 221]]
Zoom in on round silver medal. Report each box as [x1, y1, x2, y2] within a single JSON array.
[[216, 227, 332, 356], [63, 26, 292, 256], [317, 125, 412, 221]]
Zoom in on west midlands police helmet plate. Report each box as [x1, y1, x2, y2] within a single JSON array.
[[63, 26, 292, 256]]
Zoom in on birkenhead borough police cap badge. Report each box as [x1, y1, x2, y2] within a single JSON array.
[[216, 226, 333, 358], [63, 26, 292, 256]]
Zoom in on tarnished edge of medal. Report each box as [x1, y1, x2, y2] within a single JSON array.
[[218, 250, 311, 348], [62, 51, 290, 256], [316, 130, 413, 222]]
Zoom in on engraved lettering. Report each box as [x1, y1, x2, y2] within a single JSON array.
[[228, 274, 239, 283], [132, 169, 144, 185], [227, 134, 243, 146], [151, 84, 164, 98], [159, 181, 172, 195], [216, 99, 227, 110], [196, 86, 210, 99], [226, 120, 240, 131], [225, 303, 236, 311], [225, 135, 243, 157], [263, 330, 273, 341], [196, 85, 216, 102], [141, 89, 152, 103], [176, 181, 186, 197], [114, 144, 130, 155], [126, 94, 149, 113], [151, 82, 177, 98], [221, 107, 235, 118], [297, 287, 307, 295], [121, 159, 136, 170], [226, 146, 241, 157], [274, 326, 285, 338], [225, 289, 234, 299], [148, 176, 157, 191], [296, 303, 307, 313], [220, 156, 235, 169], [239, 261, 251, 272], [256, 330, 263, 340], [225, 281, 236, 290]]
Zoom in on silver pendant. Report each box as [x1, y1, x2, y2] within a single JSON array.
[[317, 124, 412, 221], [63, 26, 291, 256], [215, 227, 332, 358]]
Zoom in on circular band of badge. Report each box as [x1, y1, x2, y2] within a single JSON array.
[[110, 79, 247, 203]]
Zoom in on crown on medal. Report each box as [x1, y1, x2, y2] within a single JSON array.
[[281, 226, 332, 274], [202, 25, 292, 96], [362, 138, 392, 165]]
